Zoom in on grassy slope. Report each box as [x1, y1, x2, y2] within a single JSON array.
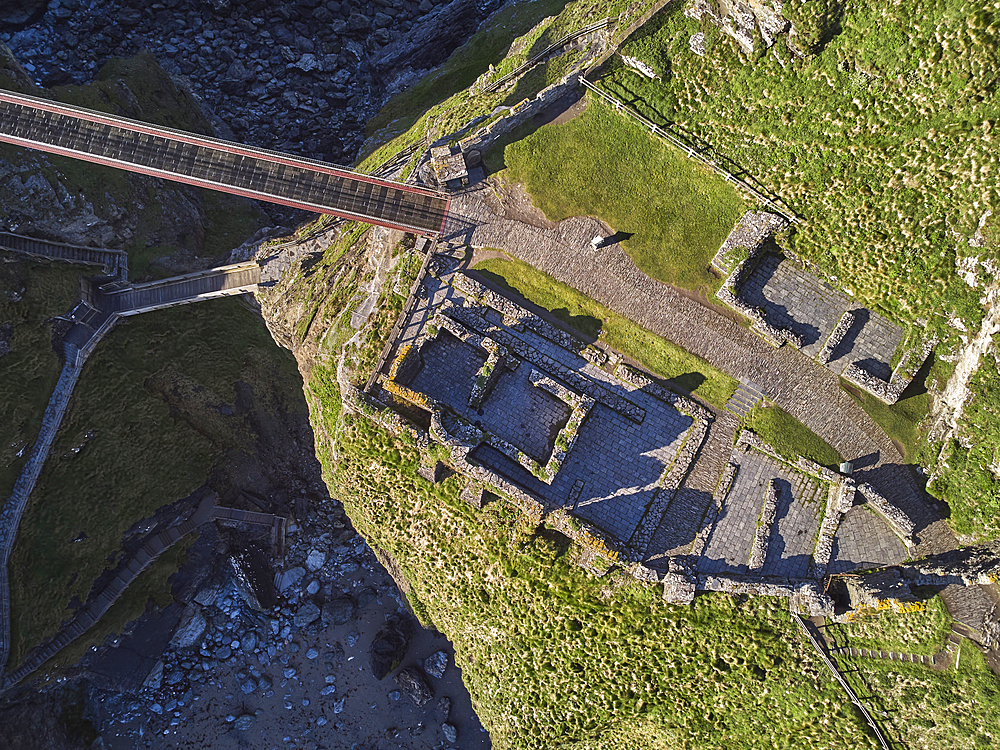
[[605, 0, 1000, 536], [501, 97, 747, 290], [738, 404, 843, 469], [8, 298, 304, 666], [0, 257, 89, 500], [826, 594, 952, 657], [473, 256, 737, 407], [324, 416, 876, 750]]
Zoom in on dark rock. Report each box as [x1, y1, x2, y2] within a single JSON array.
[[434, 696, 451, 722], [347, 12, 370, 31], [119, 8, 143, 26], [323, 596, 356, 626], [442, 723, 457, 744], [368, 615, 414, 680], [394, 666, 433, 706], [423, 650, 447, 678], [293, 602, 321, 628]]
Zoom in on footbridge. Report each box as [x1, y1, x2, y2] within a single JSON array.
[[0, 89, 450, 236], [97, 261, 260, 315]]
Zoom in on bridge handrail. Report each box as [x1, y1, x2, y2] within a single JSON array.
[[101, 261, 260, 295], [0, 89, 448, 201], [484, 18, 610, 92]]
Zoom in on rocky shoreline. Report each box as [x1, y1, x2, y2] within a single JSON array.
[[1, 0, 506, 162]]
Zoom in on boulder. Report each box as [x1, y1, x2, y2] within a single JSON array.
[[170, 607, 207, 649], [277, 566, 306, 593], [294, 602, 321, 628], [394, 666, 433, 706], [423, 650, 448, 679], [442, 723, 457, 743], [324, 596, 356, 627], [369, 615, 414, 680], [305, 549, 326, 572]]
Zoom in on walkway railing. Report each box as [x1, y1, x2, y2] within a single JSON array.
[[792, 613, 892, 750], [484, 18, 610, 93], [0, 232, 127, 279], [579, 79, 798, 223]]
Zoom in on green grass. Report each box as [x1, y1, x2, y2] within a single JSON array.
[[826, 593, 952, 656], [738, 404, 843, 469], [324, 415, 878, 750], [0, 257, 91, 499], [473, 256, 737, 407], [833, 641, 1000, 750], [842, 380, 930, 463], [501, 96, 747, 290], [8, 298, 305, 666]]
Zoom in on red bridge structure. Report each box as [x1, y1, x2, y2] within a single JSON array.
[[0, 89, 449, 236]]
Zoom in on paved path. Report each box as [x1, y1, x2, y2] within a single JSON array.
[[443, 184, 998, 632]]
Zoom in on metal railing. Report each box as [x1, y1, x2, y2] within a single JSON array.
[[792, 613, 892, 750], [579, 79, 799, 223], [484, 18, 610, 93]]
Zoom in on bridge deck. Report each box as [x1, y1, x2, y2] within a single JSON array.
[[0, 89, 449, 237], [100, 262, 260, 314]]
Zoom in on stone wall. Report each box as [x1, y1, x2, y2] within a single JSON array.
[[712, 211, 802, 348], [748, 479, 779, 570], [857, 482, 916, 545], [842, 337, 935, 405], [818, 310, 854, 364]]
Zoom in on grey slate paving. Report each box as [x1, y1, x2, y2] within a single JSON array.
[[699, 449, 824, 577], [739, 254, 903, 375], [828, 504, 909, 573]]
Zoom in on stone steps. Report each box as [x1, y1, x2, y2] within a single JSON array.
[[724, 381, 764, 417]]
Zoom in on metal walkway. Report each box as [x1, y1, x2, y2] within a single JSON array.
[[98, 261, 260, 315], [0, 89, 450, 236], [0, 232, 127, 278]]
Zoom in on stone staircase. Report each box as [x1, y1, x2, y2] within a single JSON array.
[[724, 381, 765, 418]]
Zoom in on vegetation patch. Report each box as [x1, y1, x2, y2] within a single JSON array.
[[0, 256, 87, 499], [738, 404, 843, 469], [924, 348, 1000, 541], [8, 298, 304, 666], [473, 256, 737, 407], [500, 96, 747, 290], [842, 379, 931, 464], [833, 642, 1000, 750], [826, 593, 952, 656], [323, 415, 877, 750]]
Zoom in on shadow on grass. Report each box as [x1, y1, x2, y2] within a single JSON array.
[[481, 92, 584, 174], [474, 269, 604, 340]]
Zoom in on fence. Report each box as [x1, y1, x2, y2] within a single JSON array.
[[792, 613, 892, 750], [579, 79, 798, 223], [484, 18, 611, 93]]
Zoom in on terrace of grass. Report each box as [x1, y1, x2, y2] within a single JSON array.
[[473, 255, 737, 408], [499, 96, 747, 291], [738, 404, 844, 470]]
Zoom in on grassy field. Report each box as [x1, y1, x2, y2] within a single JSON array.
[[738, 404, 843, 469], [834, 642, 999, 750], [321, 415, 879, 750], [474, 256, 737, 407], [7, 298, 305, 667], [0, 257, 90, 500], [500, 97, 747, 290], [825, 593, 952, 657]]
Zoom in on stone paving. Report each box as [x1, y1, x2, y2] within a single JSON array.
[[410, 333, 571, 463], [381, 261, 702, 546], [700, 448, 825, 578], [828, 504, 910, 574], [740, 254, 904, 377]]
